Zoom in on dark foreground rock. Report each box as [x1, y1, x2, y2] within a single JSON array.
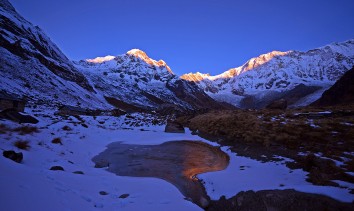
[[207, 189, 353, 211], [0, 109, 39, 124], [312, 67, 354, 106], [165, 120, 185, 133], [3, 150, 23, 163]]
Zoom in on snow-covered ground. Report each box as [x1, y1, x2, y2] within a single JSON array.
[[0, 108, 353, 210], [200, 148, 354, 202]]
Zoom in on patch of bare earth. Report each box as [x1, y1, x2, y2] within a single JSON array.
[[177, 105, 354, 188]]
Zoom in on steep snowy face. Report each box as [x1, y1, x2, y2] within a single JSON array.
[[126, 49, 173, 74], [0, 0, 93, 90], [75, 50, 226, 111], [78, 49, 174, 83], [181, 40, 354, 107], [0, 0, 108, 108]]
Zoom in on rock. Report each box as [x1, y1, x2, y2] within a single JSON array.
[[207, 189, 354, 211], [0, 109, 39, 124], [119, 194, 129, 199], [81, 123, 88, 128], [266, 99, 287, 109], [199, 197, 210, 209], [50, 166, 64, 171], [3, 150, 23, 163], [99, 191, 108, 195], [72, 171, 84, 175], [164, 120, 185, 133], [312, 67, 354, 106], [94, 160, 109, 168]]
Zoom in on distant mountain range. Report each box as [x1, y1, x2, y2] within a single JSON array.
[[181, 40, 354, 108], [74, 49, 227, 112], [0, 0, 353, 111]]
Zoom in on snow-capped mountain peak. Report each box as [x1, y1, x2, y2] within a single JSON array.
[[126, 49, 173, 74], [86, 55, 115, 63], [181, 39, 354, 108], [127, 49, 150, 60]]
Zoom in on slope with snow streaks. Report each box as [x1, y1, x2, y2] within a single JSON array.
[[0, 0, 108, 108], [181, 40, 354, 108], [75, 49, 226, 111]]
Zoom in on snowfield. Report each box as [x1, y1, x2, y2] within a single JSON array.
[[0, 108, 353, 210]]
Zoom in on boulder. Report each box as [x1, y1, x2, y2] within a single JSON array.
[[164, 121, 185, 133], [0, 109, 39, 124], [99, 191, 108, 195], [49, 166, 64, 171], [73, 171, 84, 175], [266, 99, 287, 109], [119, 194, 130, 199], [3, 150, 23, 163]]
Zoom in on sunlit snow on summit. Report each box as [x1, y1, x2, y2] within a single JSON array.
[[86, 55, 115, 63]]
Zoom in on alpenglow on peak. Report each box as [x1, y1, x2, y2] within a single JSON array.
[[86, 55, 115, 64], [126, 49, 173, 74]]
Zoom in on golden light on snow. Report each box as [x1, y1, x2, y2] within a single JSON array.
[[127, 49, 174, 74], [86, 55, 115, 63], [181, 51, 291, 82]]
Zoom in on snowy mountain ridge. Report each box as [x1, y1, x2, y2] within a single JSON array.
[[1, 0, 353, 111], [78, 49, 173, 82], [0, 0, 225, 111], [181, 40, 354, 108], [0, 0, 110, 108], [74, 49, 225, 111]]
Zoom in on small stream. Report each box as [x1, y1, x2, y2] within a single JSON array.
[[92, 140, 229, 208]]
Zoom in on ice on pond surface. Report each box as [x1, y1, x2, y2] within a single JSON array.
[[92, 140, 229, 207]]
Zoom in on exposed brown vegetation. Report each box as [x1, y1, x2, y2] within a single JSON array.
[[14, 140, 30, 150], [0, 124, 10, 134], [177, 105, 354, 187], [178, 107, 354, 153], [13, 126, 39, 135]]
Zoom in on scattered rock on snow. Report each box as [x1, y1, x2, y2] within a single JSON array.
[[72, 171, 84, 175], [164, 120, 185, 133], [119, 194, 129, 199], [99, 191, 108, 195], [51, 138, 62, 145], [49, 166, 64, 171], [3, 150, 23, 163]]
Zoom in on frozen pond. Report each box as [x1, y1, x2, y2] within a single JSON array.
[[92, 140, 229, 207]]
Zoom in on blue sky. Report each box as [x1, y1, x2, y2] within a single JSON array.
[[10, 0, 354, 75]]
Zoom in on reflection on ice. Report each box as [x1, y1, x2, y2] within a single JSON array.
[[92, 140, 229, 208]]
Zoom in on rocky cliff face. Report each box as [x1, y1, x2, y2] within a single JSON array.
[[312, 66, 354, 106], [182, 40, 354, 108]]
